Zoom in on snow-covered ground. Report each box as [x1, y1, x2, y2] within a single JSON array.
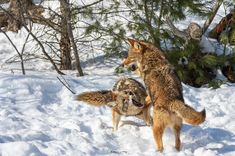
[[0, 69, 234, 156]]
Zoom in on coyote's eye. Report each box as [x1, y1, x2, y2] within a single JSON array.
[[130, 64, 137, 71]]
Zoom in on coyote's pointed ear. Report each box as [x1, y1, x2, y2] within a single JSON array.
[[133, 42, 143, 51], [127, 38, 135, 46], [127, 38, 144, 53]]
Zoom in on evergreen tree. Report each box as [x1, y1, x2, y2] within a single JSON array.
[[84, 0, 210, 53], [83, 0, 222, 87]]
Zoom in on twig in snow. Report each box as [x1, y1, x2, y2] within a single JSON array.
[[57, 76, 76, 94]]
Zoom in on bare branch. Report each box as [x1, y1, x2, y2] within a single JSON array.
[[0, 3, 64, 75], [57, 76, 76, 94], [61, 0, 84, 76], [0, 27, 26, 74], [72, 0, 103, 12], [165, 17, 189, 41], [203, 0, 223, 33]]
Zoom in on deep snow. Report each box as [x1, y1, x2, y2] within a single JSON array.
[[0, 70, 234, 156]]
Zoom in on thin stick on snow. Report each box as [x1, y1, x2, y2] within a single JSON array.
[[57, 76, 76, 94]]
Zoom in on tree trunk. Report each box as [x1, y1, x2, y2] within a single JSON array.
[[0, 0, 44, 32], [7, 0, 23, 32], [60, 0, 84, 76], [60, 0, 72, 70], [59, 32, 72, 70]]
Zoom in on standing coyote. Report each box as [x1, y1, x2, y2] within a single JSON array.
[[122, 38, 206, 152], [75, 77, 152, 131]]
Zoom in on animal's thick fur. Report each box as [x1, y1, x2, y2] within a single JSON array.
[[76, 90, 115, 107], [75, 77, 152, 131], [123, 38, 206, 152]]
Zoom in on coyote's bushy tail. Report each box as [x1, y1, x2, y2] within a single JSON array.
[[75, 90, 115, 107], [170, 100, 206, 125]]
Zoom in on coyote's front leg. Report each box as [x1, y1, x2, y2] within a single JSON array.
[[112, 108, 121, 131]]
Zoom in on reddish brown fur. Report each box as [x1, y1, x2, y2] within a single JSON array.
[[123, 38, 206, 152]]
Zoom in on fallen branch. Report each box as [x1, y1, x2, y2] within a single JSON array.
[[57, 76, 76, 94]]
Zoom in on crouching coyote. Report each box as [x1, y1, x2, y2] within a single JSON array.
[[75, 77, 152, 131], [122, 38, 206, 152]]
